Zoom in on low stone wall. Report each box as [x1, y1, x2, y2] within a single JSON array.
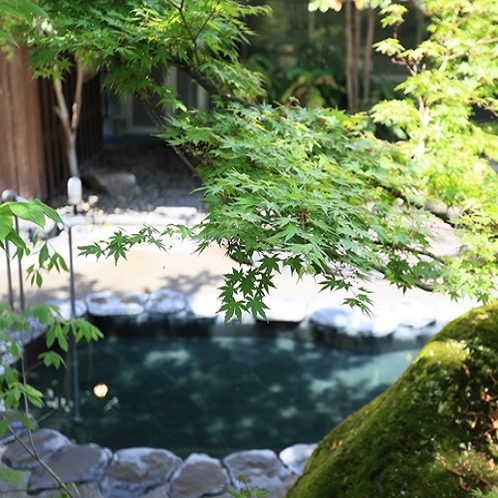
[[60, 285, 458, 351], [0, 420, 314, 497]]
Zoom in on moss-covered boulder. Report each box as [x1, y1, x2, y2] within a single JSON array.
[[288, 301, 498, 497]]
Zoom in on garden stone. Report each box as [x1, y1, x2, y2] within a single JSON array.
[[395, 299, 436, 329], [350, 312, 373, 335], [309, 307, 352, 331], [187, 293, 220, 319], [369, 307, 400, 337], [86, 291, 146, 317], [83, 170, 136, 197], [29, 443, 112, 489], [153, 206, 200, 225], [71, 482, 105, 498], [391, 326, 423, 349], [0, 411, 36, 445], [3, 315, 47, 348], [2, 429, 72, 470], [261, 296, 308, 323], [279, 443, 317, 475], [0, 461, 30, 495], [141, 482, 171, 498], [145, 288, 188, 315], [223, 449, 294, 493], [31, 482, 105, 498], [100, 447, 182, 498], [169, 453, 228, 498], [47, 298, 87, 320]]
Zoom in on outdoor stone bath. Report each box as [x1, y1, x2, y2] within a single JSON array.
[[0, 286, 474, 497]]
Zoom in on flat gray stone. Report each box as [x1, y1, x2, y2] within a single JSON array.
[[279, 443, 316, 475], [29, 443, 112, 489], [83, 170, 136, 197], [169, 453, 228, 498], [2, 429, 72, 470], [100, 447, 182, 498], [33, 481, 105, 498], [395, 300, 436, 329], [0, 411, 36, 445], [145, 288, 188, 315], [262, 296, 308, 323], [309, 307, 352, 330], [223, 449, 293, 491], [86, 291, 146, 316]]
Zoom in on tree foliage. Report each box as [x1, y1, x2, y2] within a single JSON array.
[[0, 199, 103, 404], [165, 103, 440, 316], [34, 0, 496, 316], [10, 0, 498, 316], [0, 201, 102, 495], [371, 0, 498, 298], [27, 0, 269, 113], [0, 0, 45, 45]]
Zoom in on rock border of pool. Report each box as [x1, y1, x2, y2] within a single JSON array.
[[0, 284, 475, 498], [0, 420, 312, 498]]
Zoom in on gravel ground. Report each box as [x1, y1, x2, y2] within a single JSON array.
[[47, 138, 205, 216]]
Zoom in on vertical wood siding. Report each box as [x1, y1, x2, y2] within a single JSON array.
[[0, 48, 103, 201], [0, 46, 46, 199]]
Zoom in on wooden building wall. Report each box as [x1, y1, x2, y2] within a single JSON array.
[[0, 46, 46, 200], [0, 47, 103, 201]]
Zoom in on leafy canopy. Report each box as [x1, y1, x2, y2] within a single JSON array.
[[27, 0, 269, 110], [165, 103, 440, 316], [0, 0, 46, 45], [14, 0, 498, 316], [371, 0, 498, 300]]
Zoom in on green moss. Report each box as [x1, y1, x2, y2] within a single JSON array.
[[287, 301, 498, 498]]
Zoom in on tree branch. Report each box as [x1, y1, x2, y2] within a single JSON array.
[[70, 59, 84, 133], [52, 71, 72, 143]]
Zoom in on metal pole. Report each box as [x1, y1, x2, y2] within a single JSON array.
[[68, 224, 81, 421], [14, 216, 25, 312], [4, 241, 14, 310], [2, 189, 17, 310]]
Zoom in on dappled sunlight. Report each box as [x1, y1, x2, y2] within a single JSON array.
[[144, 348, 193, 368], [32, 332, 419, 458]]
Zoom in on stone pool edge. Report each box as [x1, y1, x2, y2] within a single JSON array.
[[0, 420, 314, 498]]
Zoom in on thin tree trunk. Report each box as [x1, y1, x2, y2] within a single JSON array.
[[362, 8, 375, 104], [353, 3, 362, 108], [345, 0, 354, 109], [52, 60, 84, 177]]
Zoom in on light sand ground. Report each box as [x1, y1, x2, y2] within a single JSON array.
[[0, 210, 479, 321]]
